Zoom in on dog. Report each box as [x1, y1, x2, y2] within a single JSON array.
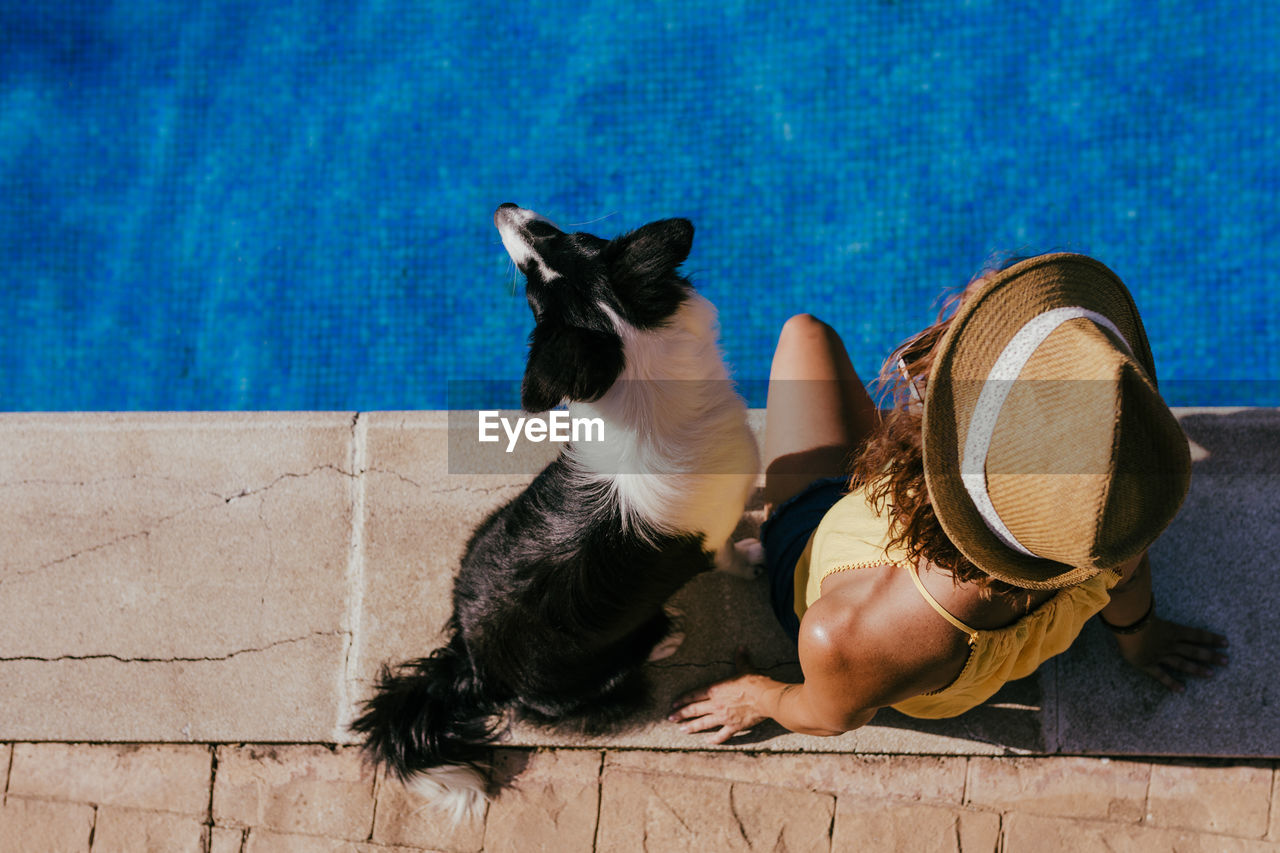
[[351, 204, 760, 821]]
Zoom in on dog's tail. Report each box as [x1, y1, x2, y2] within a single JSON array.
[[351, 633, 503, 824]]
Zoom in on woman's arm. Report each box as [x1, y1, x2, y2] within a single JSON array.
[[1100, 551, 1229, 691], [1099, 551, 1155, 625], [668, 596, 939, 743], [667, 646, 876, 744]]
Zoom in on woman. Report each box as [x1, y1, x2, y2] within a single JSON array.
[[669, 253, 1228, 743]]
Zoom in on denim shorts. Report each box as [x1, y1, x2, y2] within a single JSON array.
[[759, 476, 849, 642]]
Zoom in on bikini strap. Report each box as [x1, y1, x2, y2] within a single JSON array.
[[906, 560, 980, 647]]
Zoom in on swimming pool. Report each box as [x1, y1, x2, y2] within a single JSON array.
[[1, 1, 1276, 410]]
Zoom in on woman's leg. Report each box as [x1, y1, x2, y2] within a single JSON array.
[[763, 314, 880, 515]]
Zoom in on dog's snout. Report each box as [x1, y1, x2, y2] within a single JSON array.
[[494, 203, 521, 227], [494, 204, 562, 242]]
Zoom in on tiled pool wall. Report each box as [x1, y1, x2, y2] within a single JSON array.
[[2, 2, 1277, 410]]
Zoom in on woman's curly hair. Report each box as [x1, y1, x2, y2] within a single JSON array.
[[848, 254, 1036, 599]]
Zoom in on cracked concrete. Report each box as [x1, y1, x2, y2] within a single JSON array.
[[0, 631, 344, 664], [1, 409, 1276, 756], [219, 464, 359, 504], [0, 413, 356, 740], [0, 634, 348, 740], [336, 411, 369, 740]]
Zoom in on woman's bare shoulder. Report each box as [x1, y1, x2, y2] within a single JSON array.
[[799, 574, 971, 707]]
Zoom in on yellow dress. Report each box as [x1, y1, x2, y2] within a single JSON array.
[[792, 488, 1119, 719]]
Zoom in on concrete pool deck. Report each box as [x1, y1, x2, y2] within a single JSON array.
[[1, 409, 1277, 850]]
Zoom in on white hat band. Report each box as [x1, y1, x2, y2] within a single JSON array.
[[960, 306, 1135, 558]]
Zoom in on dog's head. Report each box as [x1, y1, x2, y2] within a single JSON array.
[[494, 203, 695, 413]]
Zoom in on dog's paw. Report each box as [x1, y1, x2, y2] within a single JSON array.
[[647, 631, 686, 662], [735, 537, 766, 567], [714, 538, 765, 578]]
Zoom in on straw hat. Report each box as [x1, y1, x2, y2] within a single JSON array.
[[921, 253, 1191, 589]]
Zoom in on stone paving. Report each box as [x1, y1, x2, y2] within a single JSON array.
[[1, 744, 1278, 851], [3, 410, 1275, 754], [2, 410, 1278, 850]]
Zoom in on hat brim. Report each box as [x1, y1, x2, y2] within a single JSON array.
[[921, 253, 1160, 589]]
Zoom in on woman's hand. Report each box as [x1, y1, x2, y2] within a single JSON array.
[[1114, 616, 1229, 692], [668, 648, 778, 745]]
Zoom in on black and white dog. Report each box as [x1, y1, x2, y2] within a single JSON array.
[[352, 204, 759, 820]]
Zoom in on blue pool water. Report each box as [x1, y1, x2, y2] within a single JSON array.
[[1, 1, 1277, 410]]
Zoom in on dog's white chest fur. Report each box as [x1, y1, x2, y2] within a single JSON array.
[[567, 294, 759, 548]]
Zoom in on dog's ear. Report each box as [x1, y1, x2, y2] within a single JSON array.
[[609, 218, 694, 280], [521, 324, 625, 413]]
